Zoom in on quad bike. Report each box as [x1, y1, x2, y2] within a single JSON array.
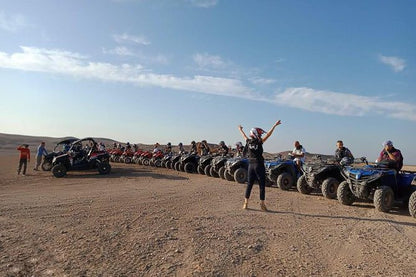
[[149, 151, 165, 167], [120, 149, 134, 164], [132, 149, 145, 164], [208, 155, 229, 178], [51, 138, 111, 178], [197, 155, 214, 175], [41, 138, 78, 171], [176, 153, 200, 173], [138, 151, 153, 166], [109, 148, 123, 163], [297, 156, 364, 199], [266, 154, 302, 190], [223, 157, 249, 183], [338, 160, 416, 213]]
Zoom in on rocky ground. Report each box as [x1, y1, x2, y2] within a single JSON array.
[[1, 155, 416, 277]]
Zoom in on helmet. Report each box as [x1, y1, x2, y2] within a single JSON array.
[[191, 141, 196, 145], [235, 141, 243, 148], [167, 142, 171, 146], [127, 142, 130, 146], [178, 142, 183, 147], [219, 141, 225, 146], [250, 127, 265, 139]]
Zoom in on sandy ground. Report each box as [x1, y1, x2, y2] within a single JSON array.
[[1, 155, 416, 277]]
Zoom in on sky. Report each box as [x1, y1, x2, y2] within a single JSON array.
[[0, 0, 415, 163]]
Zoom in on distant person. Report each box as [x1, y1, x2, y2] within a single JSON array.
[[238, 120, 282, 211], [199, 140, 210, 156], [17, 144, 31, 176], [153, 143, 161, 154], [98, 142, 106, 151], [218, 141, 229, 156], [190, 141, 197, 155], [292, 141, 306, 168], [334, 140, 354, 164], [235, 141, 244, 157], [377, 140, 403, 171], [165, 142, 172, 154], [34, 141, 48, 171], [178, 142, 185, 154]]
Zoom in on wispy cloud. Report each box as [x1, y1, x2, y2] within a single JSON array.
[[187, 0, 218, 8], [0, 46, 415, 121], [273, 87, 416, 121], [379, 55, 406, 72], [113, 33, 150, 45], [0, 11, 27, 32], [103, 46, 136, 56], [193, 53, 225, 68], [249, 77, 276, 86]]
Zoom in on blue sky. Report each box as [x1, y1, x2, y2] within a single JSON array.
[[0, 0, 415, 163]]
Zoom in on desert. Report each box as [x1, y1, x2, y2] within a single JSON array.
[[1, 134, 416, 277]]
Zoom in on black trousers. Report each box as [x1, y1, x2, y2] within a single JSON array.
[[245, 162, 266, 200], [18, 158, 27, 175]]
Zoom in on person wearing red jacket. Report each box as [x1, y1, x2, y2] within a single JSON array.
[[17, 144, 31, 176]]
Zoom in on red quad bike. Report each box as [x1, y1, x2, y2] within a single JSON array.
[[120, 149, 134, 164], [109, 148, 123, 163], [139, 151, 153, 166], [51, 137, 111, 178], [150, 151, 165, 167], [133, 149, 145, 164]]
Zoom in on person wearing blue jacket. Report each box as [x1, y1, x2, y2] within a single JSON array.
[[34, 142, 48, 171]]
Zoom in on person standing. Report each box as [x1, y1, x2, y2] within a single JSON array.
[[238, 120, 282, 211], [17, 144, 31, 176], [34, 141, 48, 171]]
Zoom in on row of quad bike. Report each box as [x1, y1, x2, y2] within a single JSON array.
[[110, 148, 416, 219]]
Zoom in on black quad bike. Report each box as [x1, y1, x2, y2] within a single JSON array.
[[51, 138, 111, 178], [296, 156, 363, 199], [176, 153, 200, 173], [338, 160, 416, 213], [42, 138, 78, 171], [197, 154, 214, 175], [223, 157, 249, 183], [207, 155, 229, 178]]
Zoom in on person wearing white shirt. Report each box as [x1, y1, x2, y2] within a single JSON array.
[[292, 141, 306, 168]]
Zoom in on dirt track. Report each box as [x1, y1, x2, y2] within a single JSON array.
[[1, 155, 416, 276]]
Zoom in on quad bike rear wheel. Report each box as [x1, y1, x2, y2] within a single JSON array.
[[52, 164, 67, 178], [124, 157, 132, 164], [409, 191, 416, 218], [197, 165, 205, 174], [374, 186, 394, 212], [277, 172, 293, 191], [337, 181, 355, 205], [98, 162, 111, 175], [296, 175, 312, 194], [204, 165, 212, 177], [42, 161, 52, 171], [210, 167, 219, 178], [321, 177, 339, 199]]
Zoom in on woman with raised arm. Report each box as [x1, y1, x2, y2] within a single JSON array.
[[238, 120, 282, 211]]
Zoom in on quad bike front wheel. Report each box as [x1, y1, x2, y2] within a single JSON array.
[[52, 164, 67, 178], [296, 175, 312, 194], [204, 165, 212, 177], [277, 172, 293, 191], [185, 162, 196, 173], [321, 177, 339, 199], [337, 181, 355, 205], [218, 167, 226, 180], [374, 186, 394, 212], [197, 165, 205, 174], [224, 170, 234, 181], [234, 168, 247, 184]]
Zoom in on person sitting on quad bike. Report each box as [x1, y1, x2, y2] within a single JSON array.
[[178, 142, 186, 154], [376, 140, 403, 171], [153, 143, 161, 154], [165, 142, 172, 154], [133, 144, 138, 152], [292, 141, 306, 169], [218, 141, 229, 156], [199, 140, 210, 156], [235, 142, 244, 157], [190, 141, 197, 155], [335, 140, 354, 164], [98, 142, 106, 151]]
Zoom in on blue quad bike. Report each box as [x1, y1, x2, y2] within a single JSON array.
[[297, 156, 365, 199], [338, 160, 416, 213], [266, 154, 302, 190], [223, 156, 249, 183]]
